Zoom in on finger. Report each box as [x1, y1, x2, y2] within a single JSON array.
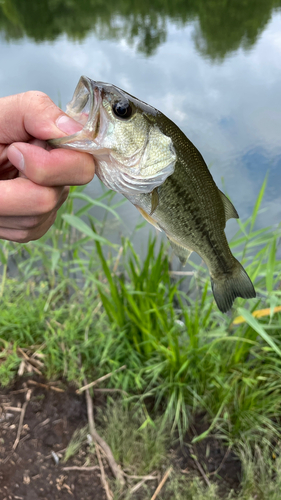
[[0, 211, 58, 243], [0, 177, 67, 216], [7, 142, 95, 186], [0, 92, 83, 144], [0, 187, 68, 229], [0, 215, 49, 230]]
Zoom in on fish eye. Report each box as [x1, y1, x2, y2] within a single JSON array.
[[112, 101, 132, 119]]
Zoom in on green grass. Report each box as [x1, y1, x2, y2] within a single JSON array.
[[98, 403, 168, 475], [0, 179, 281, 498], [63, 425, 89, 462]]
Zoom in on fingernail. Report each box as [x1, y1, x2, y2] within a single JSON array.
[[56, 115, 83, 134], [9, 146, 25, 172]]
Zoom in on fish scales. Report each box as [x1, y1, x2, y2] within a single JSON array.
[[49, 76, 256, 313], [135, 161, 233, 272], [132, 121, 232, 273]]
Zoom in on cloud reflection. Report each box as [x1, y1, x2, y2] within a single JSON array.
[[0, 11, 280, 235]]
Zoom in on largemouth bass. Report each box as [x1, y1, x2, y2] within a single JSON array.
[[49, 76, 256, 313]]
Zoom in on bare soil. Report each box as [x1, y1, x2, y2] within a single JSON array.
[[175, 423, 241, 495], [0, 377, 241, 499]]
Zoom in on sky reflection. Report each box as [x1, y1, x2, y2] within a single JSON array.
[[0, 11, 281, 238]]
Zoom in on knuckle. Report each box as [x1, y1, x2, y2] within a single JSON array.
[[14, 229, 33, 243], [22, 91, 58, 137], [22, 216, 43, 230], [23, 91, 53, 111], [77, 156, 95, 185], [37, 188, 60, 214], [15, 219, 53, 242]]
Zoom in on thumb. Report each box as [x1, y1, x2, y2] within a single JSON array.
[[0, 91, 82, 144]]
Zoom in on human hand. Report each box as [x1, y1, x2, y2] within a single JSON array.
[[0, 91, 95, 242]]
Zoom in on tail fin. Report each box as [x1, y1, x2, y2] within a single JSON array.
[[210, 259, 256, 313]]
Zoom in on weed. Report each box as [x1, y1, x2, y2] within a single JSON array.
[[63, 425, 89, 462], [97, 402, 168, 475], [0, 179, 281, 450]]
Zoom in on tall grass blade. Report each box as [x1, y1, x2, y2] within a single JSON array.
[[62, 214, 115, 246], [250, 173, 268, 232], [237, 307, 281, 357]]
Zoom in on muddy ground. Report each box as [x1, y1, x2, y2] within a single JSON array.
[[0, 377, 241, 499]]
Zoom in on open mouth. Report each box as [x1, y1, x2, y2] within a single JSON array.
[[49, 76, 101, 149], [65, 76, 95, 127]]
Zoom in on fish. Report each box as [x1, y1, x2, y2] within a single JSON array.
[[49, 75, 256, 313]]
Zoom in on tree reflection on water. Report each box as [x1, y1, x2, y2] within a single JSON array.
[[0, 0, 281, 59]]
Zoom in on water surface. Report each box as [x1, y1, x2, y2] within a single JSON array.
[[1, 0, 281, 247]]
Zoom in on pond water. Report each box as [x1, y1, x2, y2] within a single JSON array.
[[1, 0, 281, 250]]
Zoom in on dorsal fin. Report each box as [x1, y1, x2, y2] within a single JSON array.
[[219, 190, 239, 222], [167, 236, 192, 266]]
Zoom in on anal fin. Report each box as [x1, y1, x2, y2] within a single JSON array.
[[167, 235, 192, 266]]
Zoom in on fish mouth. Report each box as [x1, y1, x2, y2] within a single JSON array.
[[49, 76, 101, 151]]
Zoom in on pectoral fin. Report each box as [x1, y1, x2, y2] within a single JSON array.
[[150, 188, 159, 215], [167, 236, 192, 266], [136, 206, 162, 231], [219, 190, 239, 222]]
